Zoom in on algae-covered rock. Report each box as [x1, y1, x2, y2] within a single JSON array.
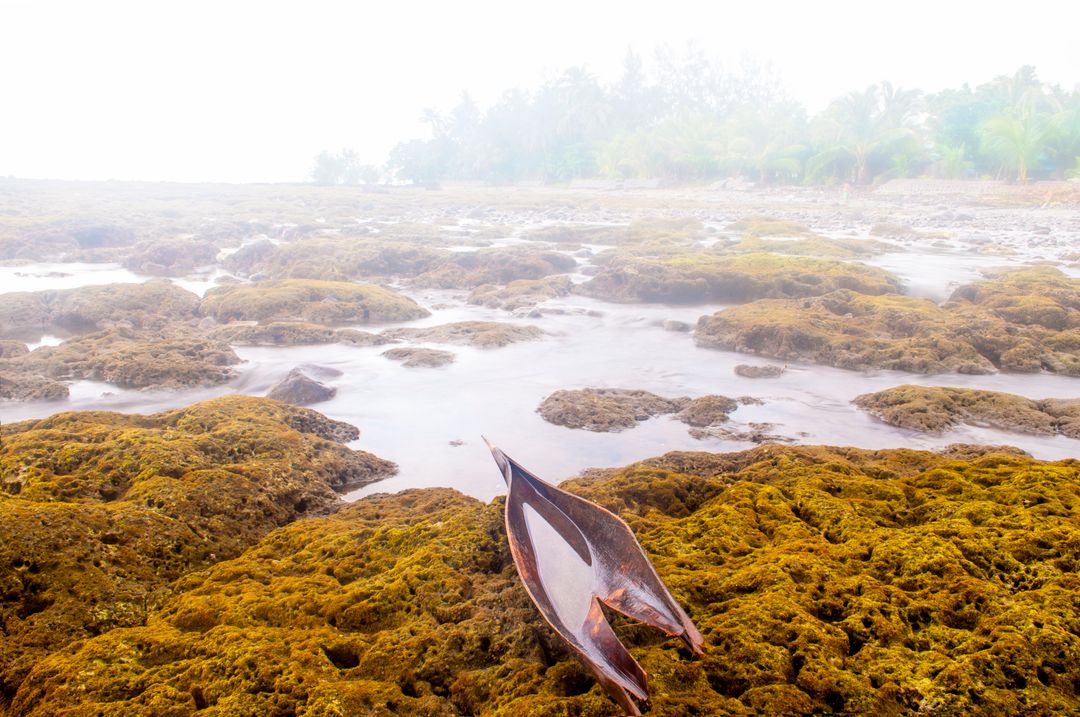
[[467, 276, 573, 310], [538, 388, 690, 432], [0, 340, 29, 358], [223, 237, 448, 281], [412, 247, 577, 290], [0, 371, 69, 401], [0, 281, 200, 338], [855, 385, 1080, 438], [208, 321, 390, 347], [122, 237, 220, 276], [0, 396, 395, 708], [698, 268, 1080, 376], [0, 327, 241, 391], [381, 321, 543, 349], [582, 253, 901, 304], [199, 279, 429, 324], [382, 347, 456, 368], [11, 445, 1080, 715], [734, 363, 786, 378]]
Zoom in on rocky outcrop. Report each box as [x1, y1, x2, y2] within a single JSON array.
[[582, 253, 901, 304], [734, 363, 786, 378], [266, 368, 337, 405], [381, 347, 456, 368], [697, 267, 1080, 375], [381, 321, 543, 348], [8, 445, 1079, 715], [854, 385, 1080, 438], [0, 281, 200, 338], [199, 279, 430, 324], [0, 397, 395, 707], [0, 327, 241, 392]]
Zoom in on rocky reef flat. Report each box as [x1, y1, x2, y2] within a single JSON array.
[[1, 179, 1079, 713]]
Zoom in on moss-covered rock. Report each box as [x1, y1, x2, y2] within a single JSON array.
[[468, 276, 573, 311], [0, 327, 241, 391], [582, 253, 901, 304], [11, 446, 1080, 715], [208, 321, 389, 347], [0, 396, 395, 707], [523, 217, 705, 246], [0, 340, 29, 358], [123, 238, 221, 276], [0, 281, 200, 338], [0, 371, 69, 401], [722, 236, 895, 259], [855, 385, 1080, 438], [696, 268, 1080, 375], [381, 347, 456, 368], [734, 363, 786, 378], [380, 321, 543, 349], [224, 238, 447, 282], [413, 248, 577, 290], [199, 280, 429, 325], [538, 388, 690, 432]]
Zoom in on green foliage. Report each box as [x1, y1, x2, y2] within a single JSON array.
[[315, 60, 1080, 185]]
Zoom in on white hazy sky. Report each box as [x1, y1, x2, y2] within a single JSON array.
[[2, 0, 1078, 183]]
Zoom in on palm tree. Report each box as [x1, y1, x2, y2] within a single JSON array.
[[807, 84, 920, 185], [979, 113, 1050, 181]]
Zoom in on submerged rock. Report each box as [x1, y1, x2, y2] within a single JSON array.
[[381, 347, 456, 368], [9, 445, 1080, 715], [855, 385, 1080, 438], [381, 321, 543, 348], [267, 368, 337, 405]]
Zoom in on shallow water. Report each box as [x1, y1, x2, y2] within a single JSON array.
[[3, 281, 1079, 502]]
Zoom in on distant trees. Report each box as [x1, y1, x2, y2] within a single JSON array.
[[313, 59, 1080, 186], [311, 149, 381, 186]]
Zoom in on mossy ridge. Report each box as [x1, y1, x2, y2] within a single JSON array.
[[199, 279, 429, 324], [854, 385, 1080, 438], [0, 327, 241, 391], [13, 445, 1080, 715], [582, 252, 901, 304], [523, 217, 705, 246], [0, 281, 200, 338], [696, 268, 1080, 375], [0, 396, 395, 706], [721, 235, 895, 259]]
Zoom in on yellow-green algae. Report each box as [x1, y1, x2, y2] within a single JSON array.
[[854, 385, 1080, 438], [0, 281, 200, 338], [696, 267, 1080, 375], [199, 279, 429, 324], [583, 252, 901, 304], [7, 445, 1080, 715], [0, 396, 395, 707]]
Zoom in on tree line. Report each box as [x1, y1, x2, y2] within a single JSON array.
[[312, 53, 1080, 186]]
